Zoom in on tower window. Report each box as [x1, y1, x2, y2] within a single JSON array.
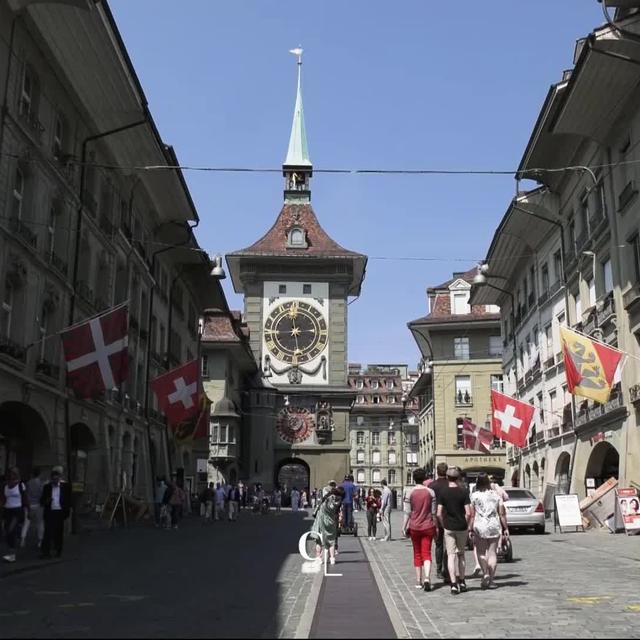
[[279, 284, 286, 295], [287, 227, 307, 248], [303, 284, 312, 294]]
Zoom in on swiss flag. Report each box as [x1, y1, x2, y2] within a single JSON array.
[[61, 305, 129, 399], [490, 390, 535, 448], [151, 360, 200, 425], [462, 418, 492, 454]]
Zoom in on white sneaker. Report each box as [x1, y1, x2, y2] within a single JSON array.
[[3, 554, 16, 563], [330, 558, 336, 565]]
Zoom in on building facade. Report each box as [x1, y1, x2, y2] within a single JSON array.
[[408, 269, 508, 481], [226, 56, 367, 492], [347, 363, 419, 494], [470, 5, 640, 501], [0, 0, 224, 509]]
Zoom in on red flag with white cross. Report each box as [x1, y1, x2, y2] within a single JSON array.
[[462, 418, 492, 454], [151, 360, 201, 425], [61, 305, 129, 399], [490, 390, 535, 448]]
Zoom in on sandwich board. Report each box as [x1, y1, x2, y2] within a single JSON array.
[[553, 493, 584, 533]]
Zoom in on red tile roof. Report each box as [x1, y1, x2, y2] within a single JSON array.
[[429, 267, 479, 292], [201, 308, 248, 343]]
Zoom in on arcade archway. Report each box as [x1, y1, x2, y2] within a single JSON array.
[[555, 452, 571, 494], [276, 458, 310, 506], [585, 442, 619, 490]]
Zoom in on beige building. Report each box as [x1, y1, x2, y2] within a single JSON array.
[[470, 5, 640, 501], [408, 269, 508, 481], [348, 363, 419, 495], [0, 0, 224, 509]]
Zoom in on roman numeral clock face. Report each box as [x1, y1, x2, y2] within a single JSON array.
[[264, 300, 328, 364]]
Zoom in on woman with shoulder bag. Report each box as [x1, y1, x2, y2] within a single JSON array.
[[469, 473, 508, 589], [402, 468, 437, 591], [1, 467, 29, 563], [365, 488, 382, 540]]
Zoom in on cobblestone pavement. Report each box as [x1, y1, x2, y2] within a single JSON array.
[[356, 510, 640, 639], [0, 508, 316, 638]]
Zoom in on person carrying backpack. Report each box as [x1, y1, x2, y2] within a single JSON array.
[[1, 467, 29, 563]]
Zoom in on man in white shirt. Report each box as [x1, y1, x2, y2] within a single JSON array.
[[380, 479, 393, 541]]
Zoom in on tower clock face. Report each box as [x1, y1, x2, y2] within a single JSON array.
[[264, 300, 328, 364]]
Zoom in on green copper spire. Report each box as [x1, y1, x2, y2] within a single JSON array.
[[284, 48, 312, 167]]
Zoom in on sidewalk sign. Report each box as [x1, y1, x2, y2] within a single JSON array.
[[616, 488, 640, 536], [554, 494, 584, 533]]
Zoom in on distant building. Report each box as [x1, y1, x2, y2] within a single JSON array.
[[408, 269, 507, 481], [348, 363, 419, 493]]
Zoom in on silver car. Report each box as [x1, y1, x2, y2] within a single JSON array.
[[503, 488, 546, 534]]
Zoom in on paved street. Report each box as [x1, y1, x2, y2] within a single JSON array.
[[0, 509, 316, 639], [358, 511, 640, 639]]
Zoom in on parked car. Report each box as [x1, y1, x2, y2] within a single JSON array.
[[504, 488, 546, 534]]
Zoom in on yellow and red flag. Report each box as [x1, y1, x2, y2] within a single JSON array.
[[560, 326, 623, 403]]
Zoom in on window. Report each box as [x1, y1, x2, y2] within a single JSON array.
[[372, 396, 381, 404], [357, 395, 365, 404], [303, 284, 312, 295], [278, 284, 286, 295], [537, 392, 544, 423], [1, 280, 13, 339], [19, 66, 35, 117], [529, 266, 536, 301], [287, 227, 306, 247], [491, 374, 504, 393], [372, 432, 380, 445], [372, 450, 381, 465], [406, 452, 418, 464], [372, 469, 381, 483], [356, 416, 364, 426], [201, 355, 209, 378], [356, 431, 365, 445], [371, 380, 379, 389], [454, 337, 470, 360], [553, 251, 563, 283], [602, 259, 613, 294], [489, 335, 503, 357], [356, 469, 365, 484], [388, 431, 396, 445], [53, 113, 64, 159], [12, 167, 24, 221], [545, 325, 553, 361], [585, 278, 595, 307], [456, 417, 464, 447], [356, 449, 365, 464], [549, 391, 557, 424], [541, 263, 549, 293], [356, 379, 363, 389], [452, 292, 469, 315], [47, 204, 57, 258], [575, 293, 582, 323], [388, 450, 397, 465], [388, 469, 396, 485], [455, 375, 472, 405], [388, 395, 396, 404], [630, 234, 640, 283]]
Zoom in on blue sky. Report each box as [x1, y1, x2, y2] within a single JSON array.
[[111, 1, 603, 369]]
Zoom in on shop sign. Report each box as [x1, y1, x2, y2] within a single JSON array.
[[462, 456, 504, 464], [196, 458, 208, 473], [617, 488, 640, 535]]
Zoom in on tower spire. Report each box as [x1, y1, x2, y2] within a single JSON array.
[[284, 47, 311, 168]]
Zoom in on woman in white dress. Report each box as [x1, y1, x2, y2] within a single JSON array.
[[469, 473, 509, 589], [290, 487, 300, 512]]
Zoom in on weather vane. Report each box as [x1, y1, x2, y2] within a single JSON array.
[[289, 46, 303, 65]]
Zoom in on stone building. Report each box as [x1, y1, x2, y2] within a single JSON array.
[[347, 363, 419, 494], [470, 5, 640, 499], [226, 54, 367, 492], [408, 269, 508, 481], [0, 0, 224, 508]]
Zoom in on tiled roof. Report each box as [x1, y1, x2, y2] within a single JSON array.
[[429, 267, 479, 291], [201, 308, 248, 343], [409, 311, 501, 325], [229, 203, 364, 258]]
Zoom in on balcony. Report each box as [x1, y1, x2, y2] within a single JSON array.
[[597, 292, 616, 327], [36, 358, 60, 380], [76, 280, 95, 306], [10, 218, 37, 249], [583, 308, 598, 336], [538, 290, 549, 306], [575, 385, 625, 429], [49, 251, 68, 276], [18, 108, 45, 142], [544, 355, 555, 370], [455, 390, 473, 407], [617, 180, 638, 213], [0, 335, 26, 364], [210, 443, 238, 461], [623, 284, 640, 313]]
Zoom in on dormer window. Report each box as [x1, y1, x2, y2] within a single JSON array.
[[287, 226, 308, 249]]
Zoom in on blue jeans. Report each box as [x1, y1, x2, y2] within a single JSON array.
[[342, 503, 353, 529]]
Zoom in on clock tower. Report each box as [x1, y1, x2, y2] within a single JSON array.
[[227, 50, 367, 491]]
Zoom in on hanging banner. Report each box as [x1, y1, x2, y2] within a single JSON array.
[[617, 488, 640, 535]]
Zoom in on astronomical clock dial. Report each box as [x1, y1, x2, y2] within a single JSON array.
[[276, 406, 315, 444], [264, 300, 328, 364]]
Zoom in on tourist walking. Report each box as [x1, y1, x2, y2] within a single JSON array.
[[154, 477, 168, 527], [40, 466, 71, 559], [25, 467, 44, 548], [200, 482, 214, 522], [215, 482, 226, 521], [402, 468, 437, 591], [228, 485, 240, 521], [380, 479, 392, 541], [310, 486, 345, 565], [436, 467, 471, 595], [167, 481, 186, 529], [1, 467, 29, 563], [469, 473, 509, 589], [301, 489, 308, 509], [366, 488, 382, 540], [429, 462, 449, 580], [311, 488, 318, 509], [291, 487, 300, 512], [340, 475, 357, 529], [273, 485, 283, 515]]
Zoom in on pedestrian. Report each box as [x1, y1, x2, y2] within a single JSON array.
[[380, 479, 392, 541], [429, 462, 450, 581], [366, 488, 382, 540], [238, 480, 246, 510], [301, 489, 308, 509], [311, 488, 318, 509], [322, 480, 336, 498], [310, 486, 345, 565], [200, 482, 214, 522], [1, 467, 29, 563], [402, 468, 437, 591], [214, 482, 226, 521], [401, 481, 414, 539], [291, 486, 300, 512], [25, 467, 44, 548], [169, 481, 185, 529], [228, 485, 240, 521], [340, 475, 357, 530], [273, 485, 283, 515], [436, 466, 471, 595], [40, 466, 70, 559], [154, 477, 168, 527], [469, 473, 509, 589], [225, 482, 234, 520]]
